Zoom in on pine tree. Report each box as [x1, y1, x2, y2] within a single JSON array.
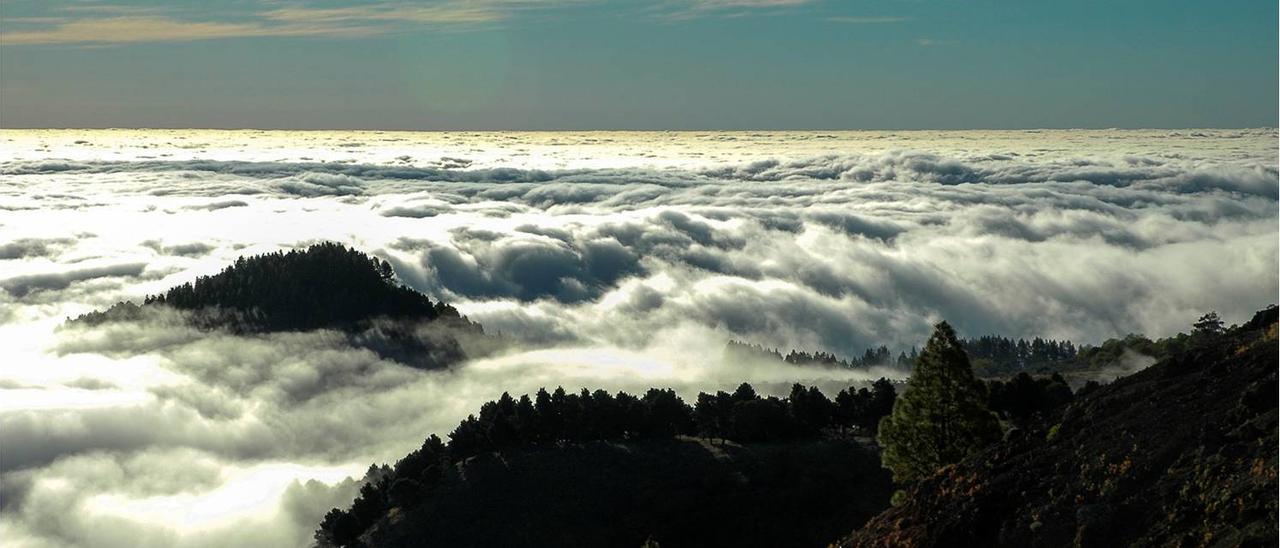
[[1192, 311, 1225, 337], [877, 321, 1002, 482]]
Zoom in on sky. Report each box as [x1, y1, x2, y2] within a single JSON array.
[[0, 0, 1276, 130]]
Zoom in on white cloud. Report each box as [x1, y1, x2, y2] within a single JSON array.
[[0, 127, 1275, 546]]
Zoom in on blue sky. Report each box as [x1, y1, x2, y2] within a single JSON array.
[[0, 0, 1275, 129]]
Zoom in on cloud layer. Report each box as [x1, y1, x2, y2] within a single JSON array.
[[0, 128, 1275, 547]]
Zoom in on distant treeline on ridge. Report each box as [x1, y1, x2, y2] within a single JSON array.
[[728, 313, 1229, 377]]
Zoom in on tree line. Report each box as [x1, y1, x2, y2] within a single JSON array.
[[726, 341, 914, 369], [319, 360, 1092, 546], [728, 333, 1080, 375], [964, 335, 1077, 375], [726, 313, 1247, 377], [72, 242, 470, 334], [317, 378, 900, 547]]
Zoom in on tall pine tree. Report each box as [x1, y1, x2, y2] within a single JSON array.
[[877, 321, 1002, 482]]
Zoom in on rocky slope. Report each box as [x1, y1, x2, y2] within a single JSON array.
[[840, 307, 1278, 547]]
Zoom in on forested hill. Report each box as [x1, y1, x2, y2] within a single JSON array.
[[315, 382, 903, 548], [69, 243, 487, 368], [74, 242, 466, 331], [838, 306, 1278, 547], [317, 372, 1086, 547], [359, 437, 888, 548]]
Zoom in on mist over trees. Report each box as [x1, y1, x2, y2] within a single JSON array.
[[725, 340, 914, 369], [727, 311, 1248, 380], [69, 243, 490, 368], [727, 334, 1080, 376], [1071, 309, 1238, 371]]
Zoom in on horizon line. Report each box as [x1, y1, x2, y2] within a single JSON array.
[[2, 125, 1276, 132]]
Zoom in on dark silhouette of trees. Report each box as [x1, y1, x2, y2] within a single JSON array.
[[445, 386, 695, 452], [319, 307, 1278, 545], [72, 243, 473, 335], [317, 380, 899, 546], [317, 508, 361, 547], [70, 243, 487, 369], [726, 333, 1079, 376], [147, 242, 459, 332], [962, 335, 1078, 375], [1193, 311, 1225, 337], [694, 391, 734, 438], [392, 435, 448, 485], [789, 383, 836, 436], [877, 321, 1002, 483], [726, 341, 903, 369], [447, 415, 485, 456], [727, 396, 794, 442], [835, 378, 898, 434], [986, 372, 1074, 427], [638, 388, 694, 438]]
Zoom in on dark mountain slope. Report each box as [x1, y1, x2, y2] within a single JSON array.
[[840, 307, 1278, 548], [317, 383, 901, 548], [360, 436, 892, 548]]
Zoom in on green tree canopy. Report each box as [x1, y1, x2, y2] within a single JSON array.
[[877, 321, 1002, 482]]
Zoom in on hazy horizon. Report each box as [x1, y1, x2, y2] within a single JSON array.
[[5, 126, 1279, 131]]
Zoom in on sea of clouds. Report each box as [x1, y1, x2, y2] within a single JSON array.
[[1, 128, 1276, 547]]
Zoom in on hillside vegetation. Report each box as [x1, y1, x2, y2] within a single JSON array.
[[316, 381, 902, 547], [359, 437, 891, 548], [840, 306, 1278, 547]]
